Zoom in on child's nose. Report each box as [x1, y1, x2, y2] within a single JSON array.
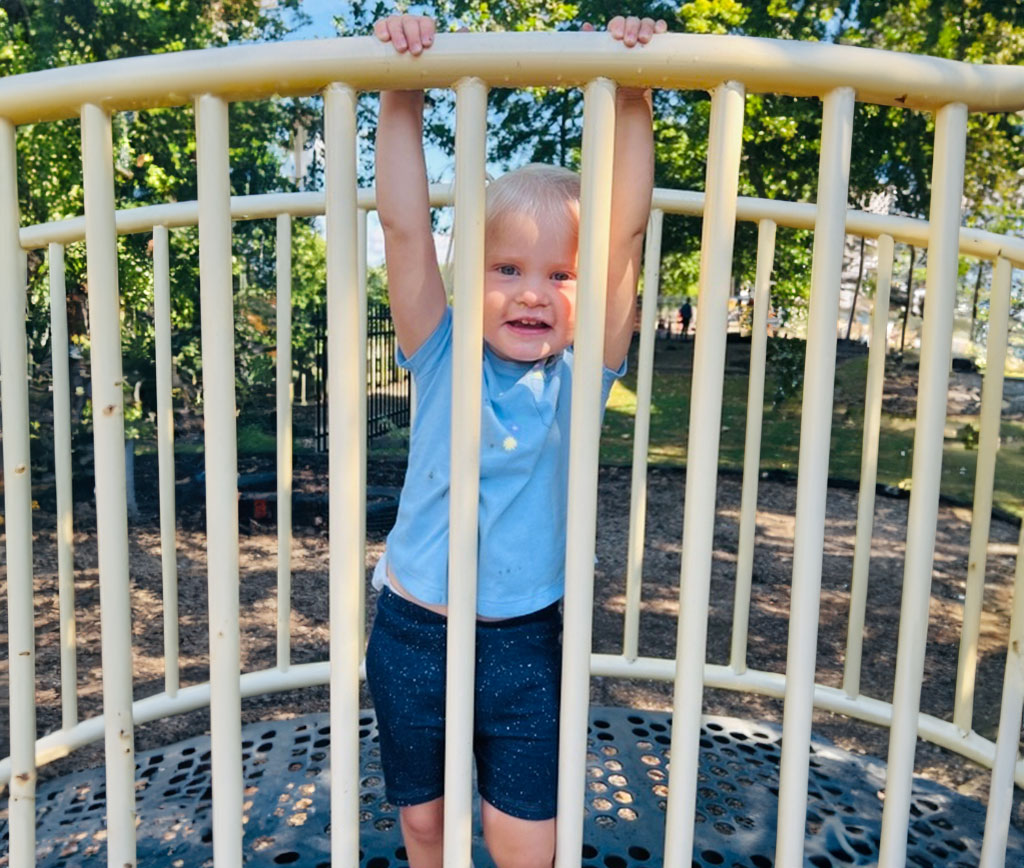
[[517, 282, 547, 306]]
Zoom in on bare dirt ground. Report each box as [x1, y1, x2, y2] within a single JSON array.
[[2, 352, 1023, 830]]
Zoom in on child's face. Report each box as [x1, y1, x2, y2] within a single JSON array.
[[482, 208, 578, 362]]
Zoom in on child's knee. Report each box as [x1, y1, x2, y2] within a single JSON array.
[[482, 800, 555, 868], [400, 798, 445, 845]]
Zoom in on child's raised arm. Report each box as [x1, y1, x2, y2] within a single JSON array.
[[602, 16, 666, 371], [374, 15, 447, 358]]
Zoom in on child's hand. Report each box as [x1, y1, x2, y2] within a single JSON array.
[[584, 16, 667, 47], [373, 14, 436, 56]]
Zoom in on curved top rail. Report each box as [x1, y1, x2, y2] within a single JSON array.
[[19, 187, 1024, 268], [1, 33, 1023, 126]]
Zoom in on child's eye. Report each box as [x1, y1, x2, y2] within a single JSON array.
[[551, 271, 575, 282], [497, 264, 518, 276]]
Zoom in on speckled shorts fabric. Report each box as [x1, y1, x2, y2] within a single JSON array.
[[365, 588, 562, 820]]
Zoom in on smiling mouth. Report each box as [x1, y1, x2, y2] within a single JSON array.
[[506, 318, 551, 331]]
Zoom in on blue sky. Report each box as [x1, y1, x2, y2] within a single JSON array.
[[276, 2, 457, 267]]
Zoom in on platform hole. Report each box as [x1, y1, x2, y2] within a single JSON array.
[[750, 856, 772, 868], [617, 808, 637, 821], [395, 847, 408, 861], [700, 850, 724, 865], [809, 857, 831, 868], [374, 818, 396, 831], [594, 815, 616, 829], [582, 845, 598, 858], [593, 719, 611, 728], [713, 822, 734, 836], [628, 846, 650, 861], [366, 858, 390, 868], [273, 853, 300, 864]]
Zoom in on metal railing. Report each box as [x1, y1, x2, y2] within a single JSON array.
[[1, 31, 1023, 868]]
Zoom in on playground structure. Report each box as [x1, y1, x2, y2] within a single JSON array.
[[1, 30, 1024, 868]]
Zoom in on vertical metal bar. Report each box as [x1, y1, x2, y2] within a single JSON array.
[[844, 233, 895, 698], [153, 225, 180, 698], [81, 101, 137, 868], [1, 115, 37, 868], [775, 87, 855, 867], [554, 77, 617, 868], [324, 83, 363, 868], [195, 93, 242, 867], [730, 218, 776, 673], [49, 241, 80, 726], [444, 76, 489, 868], [623, 208, 663, 662], [979, 518, 1024, 868], [954, 255, 1013, 732], [662, 81, 745, 868], [357, 207, 368, 652], [879, 102, 967, 868], [276, 213, 293, 672]]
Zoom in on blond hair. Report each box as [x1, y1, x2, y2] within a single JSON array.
[[485, 163, 580, 239]]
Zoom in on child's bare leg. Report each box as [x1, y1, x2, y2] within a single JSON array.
[[400, 797, 445, 868], [482, 800, 555, 868]]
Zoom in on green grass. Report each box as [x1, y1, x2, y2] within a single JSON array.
[[600, 340, 1024, 519]]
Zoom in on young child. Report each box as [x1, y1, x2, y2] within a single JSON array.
[[365, 14, 664, 868]]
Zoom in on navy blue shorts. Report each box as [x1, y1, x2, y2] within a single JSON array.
[[365, 588, 562, 821]]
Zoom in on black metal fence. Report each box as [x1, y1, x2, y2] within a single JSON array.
[[314, 302, 410, 452]]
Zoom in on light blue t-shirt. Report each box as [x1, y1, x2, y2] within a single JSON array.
[[377, 307, 624, 618]]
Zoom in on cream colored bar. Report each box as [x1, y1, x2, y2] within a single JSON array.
[[775, 87, 855, 868], [19, 189, 1024, 270], [3, 32, 1024, 125], [81, 102, 138, 868], [443, 76, 488, 868], [555, 77, 616, 868], [48, 242, 79, 727], [662, 80, 745, 868], [323, 84, 363, 868], [357, 208, 368, 652], [195, 94, 243, 867], [843, 234, 895, 699], [730, 218, 776, 673], [152, 225, 180, 697], [623, 209, 663, 662], [649, 190, 1024, 268], [954, 255, 1013, 733], [979, 519, 1024, 868], [878, 102, 967, 868], [8, 654, 1023, 792], [276, 214, 294, 672], [1, 115, 37, 868]]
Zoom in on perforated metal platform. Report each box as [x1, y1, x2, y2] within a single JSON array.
[[4, 707, 1021, 867]]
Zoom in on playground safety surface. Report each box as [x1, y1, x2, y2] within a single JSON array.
[[10, 706, 1022, 868]]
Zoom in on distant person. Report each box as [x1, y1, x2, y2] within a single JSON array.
[[680, 298, 693, 340]]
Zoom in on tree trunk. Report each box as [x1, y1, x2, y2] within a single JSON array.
[[971, 260, 984, 340], [845, 235, 866, 340], [899, 245, 916, 355]]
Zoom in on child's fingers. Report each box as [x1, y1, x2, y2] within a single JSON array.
[[373, 18, 392, 42], [636, 17, 667, 43], [403, 17, 426, 55], [421, 17, 436, 47], [608, 15, 625, 39], [581, 21, 595, 31], [385, 16, 409, 51], [622, 15, 641, 46]]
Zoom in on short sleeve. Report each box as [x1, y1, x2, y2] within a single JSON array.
[[396, 307, 453, 378], [601, 357, 627, 406]]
